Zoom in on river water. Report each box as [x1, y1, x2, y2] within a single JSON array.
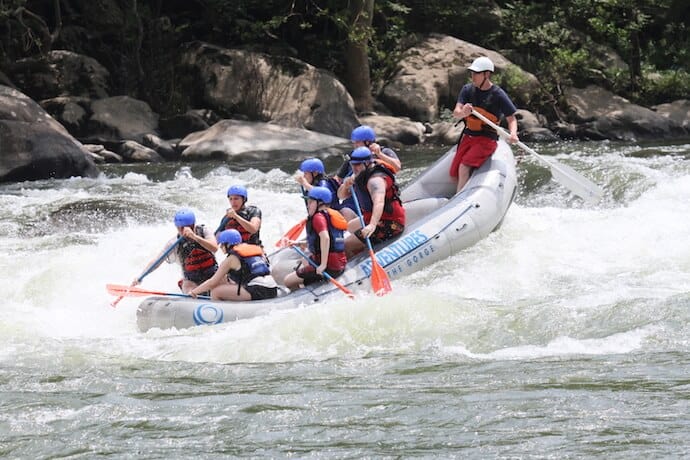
[[1, 140, 689, 458]]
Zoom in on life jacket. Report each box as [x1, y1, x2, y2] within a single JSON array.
[[313, 174, 342, 209], [353, 164, 405, 225], [464, 85, 501, 140], [220, 205, 262, 245], [177, 225, 218, 277], [306, 209, 347, 256], [227, 243, 271, 286]]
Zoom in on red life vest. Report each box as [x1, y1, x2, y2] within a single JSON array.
[[177, 225, 218, 277]]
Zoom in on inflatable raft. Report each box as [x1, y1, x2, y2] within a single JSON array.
[[136, 141, 517, 332]]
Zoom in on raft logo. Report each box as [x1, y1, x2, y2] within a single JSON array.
[[193, 304, 224, 325], [360, 230, 429, 276]]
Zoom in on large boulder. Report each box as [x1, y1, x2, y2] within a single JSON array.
[[380, 34, 540, 122], [178, 119, 349, 161], [179, 42, 359, 138], [0, 85, 99, 182], [85, 96, 160, 145], [562, 85, 678, 140], [652, 99, 690, 134], [9, 50, 110, 101]]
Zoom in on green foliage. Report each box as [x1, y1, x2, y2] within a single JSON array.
[[2, 0, 687, 116], [638, 69, 690, 105]]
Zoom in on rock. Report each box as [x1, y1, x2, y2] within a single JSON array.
[[380, 34, 540, 122], [564, 85, 675, 140], [86, 96, 160, 144], [179, 41, 359, 138], [178, 119, 349, 160], [0, 85, 98, 182]]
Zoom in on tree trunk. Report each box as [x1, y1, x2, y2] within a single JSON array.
[[344, 0, 374, 113]]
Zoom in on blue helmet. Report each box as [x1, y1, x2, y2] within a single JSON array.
[[349, 146, 372, 164], [307, 186, 332, 204], [217, 229, 242, 246], [350, 125, 376, 142], [299, 158, 325, 174], [174, 209, 195, 227], [227, 184, 248, 199]]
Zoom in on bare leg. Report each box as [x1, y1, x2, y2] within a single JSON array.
[[210, 283, 253, 301], [283, 271, 304, 291], [455, 163, 472, 194], [180, 279, 198, 294], [340, 207, 356, 221]]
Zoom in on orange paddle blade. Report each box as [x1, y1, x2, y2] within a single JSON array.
[[275, 219, 307, 248], [106, 284, 210, 299], [106, 284, 165, 297], [368, 249, 392, 296]]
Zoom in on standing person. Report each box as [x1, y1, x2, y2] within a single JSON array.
[[295, 158, 342, 209], [135, 209, 218, 294], [283, 187, 348, 291], [190, 229, 278, 301], [338, 147, 405, 258], [451, 56, 519, 193], [335, 125, 402, 183], [215, 184, 262, 246]]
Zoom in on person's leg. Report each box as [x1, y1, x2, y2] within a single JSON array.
[[283, 271, 303, 291], [455, 163, 473, 193], [180, 279, 197, 294], [210, 283, 252, 301]]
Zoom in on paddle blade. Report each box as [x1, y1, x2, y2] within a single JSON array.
[[368, 249, 392, 296], [547, 160, 604, 203], [106, 284, 165, 297], [275, 219, 306, 247]]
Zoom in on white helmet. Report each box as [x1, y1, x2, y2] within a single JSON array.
[[468, 56, 494, 73]]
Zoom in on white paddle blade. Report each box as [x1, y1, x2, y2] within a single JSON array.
[[546, 160, 604, 203]]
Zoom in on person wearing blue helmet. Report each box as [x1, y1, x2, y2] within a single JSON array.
[[135, 208, 219, 294], [335, 124, 402, 182], [215, 184, 263, 246], [296, 158, 342, 210], [337, 147, 405, 258], [283, 186, 348, 291], [190, 229, 277, 301]]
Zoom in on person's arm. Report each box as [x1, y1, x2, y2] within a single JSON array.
[[453, 102, 473, 119], [337, 176, 355, 201], [132, 237, 176, 285], [369, 144, 401, 172], [226, 208, 261, 236], [189, 255, 238, 297], [360, 175, 386, 238], [182, 226, 218, 253], [317, 229, 330, 274], [505, 114, 519, 144]]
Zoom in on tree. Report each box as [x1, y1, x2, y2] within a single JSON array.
[[344, 0, 374, 113]]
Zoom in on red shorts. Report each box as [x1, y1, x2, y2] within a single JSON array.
[[449, 135, 497, 176]]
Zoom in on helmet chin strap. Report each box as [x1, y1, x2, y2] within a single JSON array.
[[479, 71, 491, 90]]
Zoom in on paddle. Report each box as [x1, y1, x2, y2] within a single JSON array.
[[290, 246, 355, 299], [275, 218, 307, 248], [350, 186, 392, 296], [106, 283, 211, 300], [109, 236, 184, 307], [470, 109, 604, 203]]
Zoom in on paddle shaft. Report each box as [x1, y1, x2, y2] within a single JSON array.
[[350, 185, 392, 295], [470, 109, 603, 202], [110, 235, 184, 306], [290, 246, 355, 299]]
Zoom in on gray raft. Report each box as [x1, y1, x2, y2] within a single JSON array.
[[136, 142, 517, 332]]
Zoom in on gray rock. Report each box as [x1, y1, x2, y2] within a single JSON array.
[[0, 85, 98, 182]]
